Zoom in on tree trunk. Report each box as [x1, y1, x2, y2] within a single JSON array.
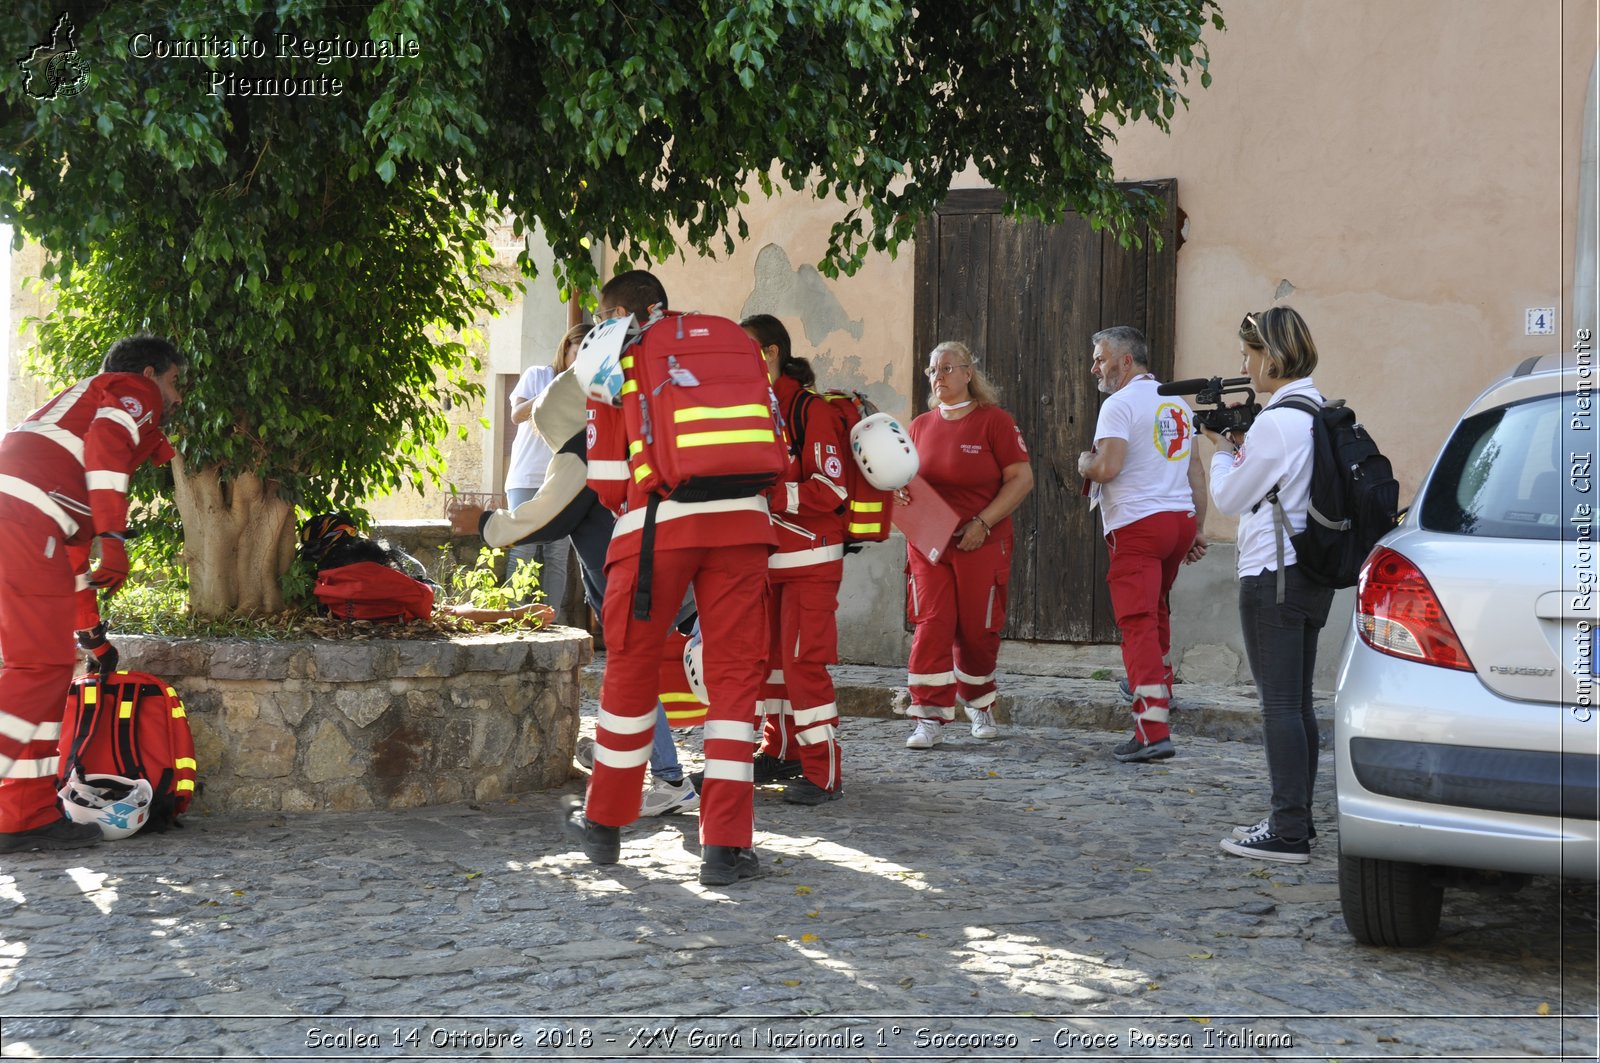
[[172, 455, 297, 617]]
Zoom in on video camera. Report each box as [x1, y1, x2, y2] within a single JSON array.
[[1155, 376, 1261, 435]]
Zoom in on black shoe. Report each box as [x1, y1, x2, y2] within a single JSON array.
[[1112, 735, 1175, 763], [782, 778, 844, 806], [699, 845, 761, 886], [1219, 831, 1310, 864], [559, 796, 620, 865], [0, 817, 102, 853], [753, 753, 803, 784], [1232, 817, 1318, 843]]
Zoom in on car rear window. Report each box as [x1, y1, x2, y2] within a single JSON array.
[[1420, 395, 1581, 540]]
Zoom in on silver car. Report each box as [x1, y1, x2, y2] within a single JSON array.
[[1335, 351, 1599, 946]]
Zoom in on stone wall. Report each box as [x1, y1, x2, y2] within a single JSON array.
[[114, 629, 590, 814]]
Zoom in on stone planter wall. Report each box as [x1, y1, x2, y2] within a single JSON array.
[[114, 629, 590, 813]]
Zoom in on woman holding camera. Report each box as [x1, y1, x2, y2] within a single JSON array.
[[1199, 306, 1334, 864]]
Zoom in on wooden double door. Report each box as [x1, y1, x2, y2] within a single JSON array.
[[912, 181, 1179, 644]]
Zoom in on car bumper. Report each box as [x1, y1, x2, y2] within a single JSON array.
[[1335, 637, 1600, 880]]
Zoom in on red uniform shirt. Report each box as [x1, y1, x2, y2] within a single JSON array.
[[0, 372, 174, 544], [908, 404, 1029, 538]]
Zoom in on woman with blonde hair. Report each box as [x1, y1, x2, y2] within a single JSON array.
[[896, 341, 1034, 748]]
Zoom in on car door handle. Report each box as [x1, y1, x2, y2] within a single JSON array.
[[1534, 590, 1589, 620]]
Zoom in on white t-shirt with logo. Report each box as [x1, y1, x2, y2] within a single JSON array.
[[507, 365, 557, 491], [1091, 376, 1197, 534]]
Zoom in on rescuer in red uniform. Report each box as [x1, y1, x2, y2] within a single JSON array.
[[0, 335, 184, 852], [739, 313, 848, 806], [564, 271, 775, 887]]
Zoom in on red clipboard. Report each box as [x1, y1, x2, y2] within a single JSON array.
[[891, 475, 963, 563]]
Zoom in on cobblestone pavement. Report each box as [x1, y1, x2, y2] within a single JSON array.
[[1, 688, 1596, 1062]]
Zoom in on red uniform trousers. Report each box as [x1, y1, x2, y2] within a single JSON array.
[[590, 542, 769, 846], [905, 535, 1012, 721], [1105, 509, 1196, 743], [758, 575, 842, 791], [0, 511, 81, 832]]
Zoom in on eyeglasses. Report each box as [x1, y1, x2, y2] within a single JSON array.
[[594, 305, 626, 321], [926, 364, 971, 378], [1240, 313, 1261, 333]]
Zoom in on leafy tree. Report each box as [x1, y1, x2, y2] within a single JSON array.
[[4, 2, 509, 615], [1, 0, 1221, 617]]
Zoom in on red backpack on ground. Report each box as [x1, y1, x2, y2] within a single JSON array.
[[59, 671, 197, 832], [786, 388, 895, 548], [620, 312, 788, 503], [314, 561, 436, 622]]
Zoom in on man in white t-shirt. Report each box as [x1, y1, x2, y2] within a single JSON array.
[[507, 363, 570, 622], [1077, 326, 1208, 763]]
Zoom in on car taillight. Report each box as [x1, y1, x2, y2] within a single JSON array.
[[1356, 546, 1475, 671]]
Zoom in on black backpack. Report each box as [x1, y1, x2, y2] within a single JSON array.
[[1260, 396, 1400, 594]]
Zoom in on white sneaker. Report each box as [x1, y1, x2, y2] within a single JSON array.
[[639, 777, 700, 817], [966, 706, 999, 740], [1230, 817, 1270, 841], [906, 719, 944, 749], [573, 736, 595, 771]]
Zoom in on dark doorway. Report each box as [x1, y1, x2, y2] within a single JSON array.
[[912, 181, 1179, 643]]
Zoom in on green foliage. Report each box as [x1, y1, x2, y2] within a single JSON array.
[[279, 554, 317, 610], [437, 546, 543, 612], [444, 0, 1224, 287], [100, 563, 193, 635], [1, 0, 1221, 612], [3, 0, 1221, 298], [3, 1, 509, 539]]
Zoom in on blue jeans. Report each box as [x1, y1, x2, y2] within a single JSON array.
[[1238, 564, 1335, 842], [505, 487, 571, 622], [563, 496, 685, 782]]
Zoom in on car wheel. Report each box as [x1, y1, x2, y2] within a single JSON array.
[[1338, 848, 1445, 947]]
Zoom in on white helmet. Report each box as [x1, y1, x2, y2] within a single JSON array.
[[682, 628, 708, 705], [850, 412, 920, 490], [58, 771, 154, 840], [571, 314, 636, 405]]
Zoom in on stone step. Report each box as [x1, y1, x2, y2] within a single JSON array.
[[581, 655, 1336, 747]]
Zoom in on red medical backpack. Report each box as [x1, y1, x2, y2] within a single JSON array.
[[59, 671, 198, 831], [314, 561, 436, 622], [785, 388, 895, 546], [620, 312, 788, 503]]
